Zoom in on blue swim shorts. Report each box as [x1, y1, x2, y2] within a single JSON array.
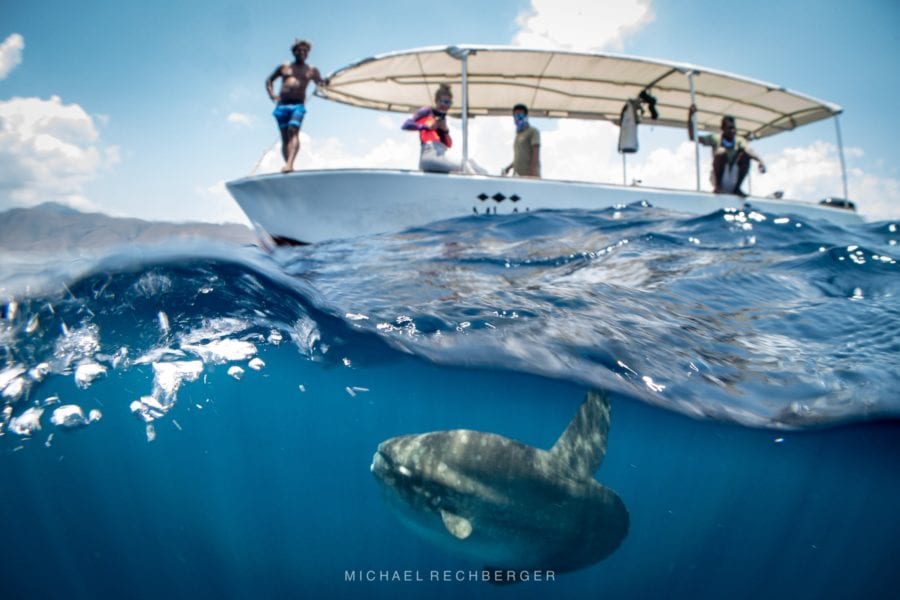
[[273, 102, 307, 130]]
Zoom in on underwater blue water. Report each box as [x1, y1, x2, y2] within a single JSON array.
[[1, 203, 898, 599]]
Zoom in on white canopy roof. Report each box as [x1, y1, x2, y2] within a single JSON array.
[[317, 45, 842, 140]]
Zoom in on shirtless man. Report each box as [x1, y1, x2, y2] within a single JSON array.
[[266, 39, 325, 173]]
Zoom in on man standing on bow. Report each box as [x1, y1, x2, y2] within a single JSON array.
[[503, 104, 541, 178], [266, 39, 325, 173]]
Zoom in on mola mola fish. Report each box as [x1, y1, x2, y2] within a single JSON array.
[[369, 391, 628, 574]]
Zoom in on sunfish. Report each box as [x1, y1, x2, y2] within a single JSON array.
[[370, 391, 628, 574]]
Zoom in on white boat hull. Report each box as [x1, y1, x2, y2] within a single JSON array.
[[226, 169, 863, 245]]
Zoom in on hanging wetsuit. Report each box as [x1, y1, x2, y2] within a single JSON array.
[[618, 99, 640, 154]]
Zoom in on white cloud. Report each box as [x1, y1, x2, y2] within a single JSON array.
[[0, 95, 115, 211], [513, 0, 655, 51], [0, 33, 24, 80], [753, 141, 900, 222], [376, 114, 396, 130], [197, 180, 251, 225], [253, 129, 419, 175], [226, 112, 255, 127]]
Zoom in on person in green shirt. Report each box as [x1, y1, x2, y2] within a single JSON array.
[[503, 104, 541, 178], [688, 105, 766, 196]]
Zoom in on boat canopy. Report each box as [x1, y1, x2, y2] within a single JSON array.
[[317, 45, 842, 140]]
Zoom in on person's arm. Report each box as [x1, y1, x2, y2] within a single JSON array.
[[402, 107, 432, 131], [688, 107, 715, 147], [529, 144, 540, 177], [266, 65, 283, 102], [687, 104, 697, 141], [743, 144, 767, 173], [310, 66, 326, 87], [528, 129, 541, 177]]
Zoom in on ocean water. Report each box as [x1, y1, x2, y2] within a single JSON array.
[[1, 203, 898, 599]]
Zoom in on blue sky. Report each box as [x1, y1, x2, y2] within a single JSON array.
[[1, 0, 898, 223]]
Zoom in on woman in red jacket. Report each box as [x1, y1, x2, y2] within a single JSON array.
[[402, 84, 461, 173]]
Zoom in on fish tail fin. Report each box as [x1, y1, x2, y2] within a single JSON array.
[[548, 390, 611, 477]]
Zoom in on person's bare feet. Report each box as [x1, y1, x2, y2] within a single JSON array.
[[281, 165, 294, 173]]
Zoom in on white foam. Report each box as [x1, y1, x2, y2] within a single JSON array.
[[133, 273, 173, 297], [0, 365, 26, 389], [3, 377, 26, 401], [248, 358, 265, 371], [291, 316, 321, 355], [75, 362, 107, 389], [152, 360, 203, 401], [181, 339, 257, 364], [110, 347, 129, 369], [53, 323, 101, 369], [130, 396, 167, 423], [0, 366, 27, 401], [0, 405, 11, 434], [178, 317, 250, 344], [9, 406, 44, 435], [134, 347, 186, 365], [227, 365, 245, 380], [158, 311, 170, 333], [642, 375, 666, 393], [128, 360, 204, 424], [50, 404, 95, 429], [28, 363, 51, 381]]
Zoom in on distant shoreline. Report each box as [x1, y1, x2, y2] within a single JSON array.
[[0, 203, 256, 253]]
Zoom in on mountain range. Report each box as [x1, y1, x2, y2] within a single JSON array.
[[0, 203, 256, 253]]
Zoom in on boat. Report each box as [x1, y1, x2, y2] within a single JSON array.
[[226, 45, 862, 245]]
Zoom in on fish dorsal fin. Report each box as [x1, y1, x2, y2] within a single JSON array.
[[440, 509, 473, 540], [548, 390, 611, 478]]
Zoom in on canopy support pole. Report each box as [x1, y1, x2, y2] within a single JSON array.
[[622, 153, 627, 185], [688, 72, 701, 191], [446, 46, 474, 166], [834, 114, 849, 200], [461, 52, 470, 165]]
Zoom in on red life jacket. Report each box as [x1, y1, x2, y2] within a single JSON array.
[[416, 111, 452, 147]]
